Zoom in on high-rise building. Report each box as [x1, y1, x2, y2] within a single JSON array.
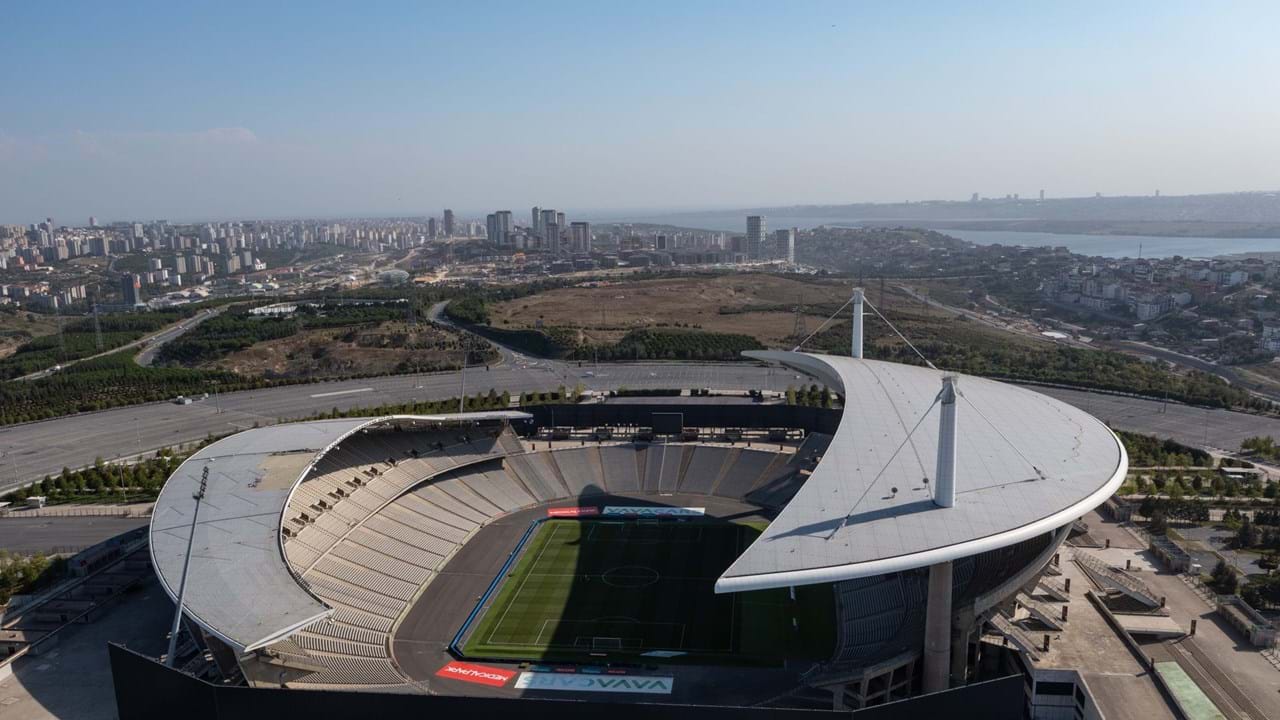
[[121, 273, 143, 306], [427, 217, 438, 238], [570, 222, 592, 254], [443, 209, 455, 237], [498, 211, 512, 245], [656, 235, 669, 251], [88, 216, 98, 228], [774, 228, 795, 263], [746, 215, 766, 260], [1038, 189, 1045, 202], [531, 207, 542, 237], [556, 211, 565, 229], [539, 209, 557, 239], [544, 222, 560, 254]]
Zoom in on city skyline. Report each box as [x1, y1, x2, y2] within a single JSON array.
[[4, 2, 1280, 223]]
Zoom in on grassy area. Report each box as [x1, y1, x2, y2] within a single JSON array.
[[459, 518, 834, 666]]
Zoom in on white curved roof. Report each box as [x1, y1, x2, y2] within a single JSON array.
[[149, 411, 530, 653], [716, 352, 1126, 593]]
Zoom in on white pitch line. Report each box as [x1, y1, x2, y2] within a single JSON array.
[[309, 387, 374, 398]]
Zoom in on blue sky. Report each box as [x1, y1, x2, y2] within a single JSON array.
[[2, 1, 1278, 223]]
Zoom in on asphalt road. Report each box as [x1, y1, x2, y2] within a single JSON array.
[[0, 516, 149, 554], [2, 359, 1279, 494], [0, 361, 806, 493]]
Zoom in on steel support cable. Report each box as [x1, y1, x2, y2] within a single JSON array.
[[862, 296, 937, 370], [826, 392, 943, 540], [958, 392, 1047, 481], [792, 295, 856, 352]]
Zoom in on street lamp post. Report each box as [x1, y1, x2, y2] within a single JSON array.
[[165, 465, 209, 667]]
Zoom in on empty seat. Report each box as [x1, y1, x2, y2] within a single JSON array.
[[598, 446, 641, 492]]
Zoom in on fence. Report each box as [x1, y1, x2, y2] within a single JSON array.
[[0, 505, 152, 519]]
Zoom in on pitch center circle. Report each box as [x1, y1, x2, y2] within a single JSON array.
[[601, 565, 660, 588]]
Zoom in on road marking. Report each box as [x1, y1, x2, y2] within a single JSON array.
[[310, 387, 374, 398]]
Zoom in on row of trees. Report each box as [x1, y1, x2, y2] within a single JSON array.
[[809, 318, 1257, 411], [1130, 472, 1277, 501], [0, 452, 187, 506], [0, 307, 198, 379], [1137, 495, 1212, 524], [158, 303, 408, 366], [571, 328, 763, 362], [0, 351, 278, 426], [787, 384, 836, 408], [1118, 431, 1214, 467]]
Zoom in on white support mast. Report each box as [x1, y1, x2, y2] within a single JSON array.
[[851, 287, 864, 359], [933, 376, 958, 508]]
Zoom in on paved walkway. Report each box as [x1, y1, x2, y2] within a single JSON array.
[[0, 574, 171, 720]]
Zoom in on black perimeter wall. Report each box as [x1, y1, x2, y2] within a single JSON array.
[[521, 403, 843, 435], [110, 644, 1023, 720]]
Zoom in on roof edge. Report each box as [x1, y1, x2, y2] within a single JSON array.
[[152, 411, 531, 654], [715, 427, 1128, 593]]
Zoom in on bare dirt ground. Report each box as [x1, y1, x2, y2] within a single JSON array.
[[0, 311, 58, 359], [205, 321, 481, 379], [490, 274, 856, 346], [1237, 361, 1280, 393], [489, 273, 1046, 354]]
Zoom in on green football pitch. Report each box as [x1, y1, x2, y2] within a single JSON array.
[[458, 518, 834, 665]]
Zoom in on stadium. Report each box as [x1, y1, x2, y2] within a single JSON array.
[[140, 307, 1127, 716]]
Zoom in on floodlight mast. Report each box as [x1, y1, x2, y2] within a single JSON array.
[[851, 288, 865, 359], [933, 376, 958, 509], [165, 465, 209, 667]]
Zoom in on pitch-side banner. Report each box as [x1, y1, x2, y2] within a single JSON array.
[[435, 662, 517, 687], [547, 506, 600, 517], [514, 672, 674, 694], [602, 506, 705, 517]]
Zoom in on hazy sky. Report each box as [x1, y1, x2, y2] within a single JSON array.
[[3, 1, 1278, 224]]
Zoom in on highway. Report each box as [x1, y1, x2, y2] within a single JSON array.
[[15, 306, 226, 379], [3, 357, 1280, 494], [133, 306, 226, 366], [0, 361, 805, 493]]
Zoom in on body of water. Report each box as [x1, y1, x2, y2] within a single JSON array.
[[937, 228, 1280, 260], [622, 211, 1280, 259]]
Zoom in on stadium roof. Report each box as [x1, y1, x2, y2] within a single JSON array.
[[716, 351, 1127, 593], [149, 411, 530, 654]]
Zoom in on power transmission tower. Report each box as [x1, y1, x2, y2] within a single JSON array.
[[791, 294, 807, 341], [56, 306, 66, 358], [93, 303, 104, 350]]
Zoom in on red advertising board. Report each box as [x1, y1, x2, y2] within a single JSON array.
[[434, 662, 517, 687], [547, 506, 600, 517]]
